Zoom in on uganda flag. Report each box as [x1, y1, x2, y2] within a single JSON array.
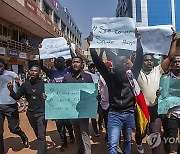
[[126, 70, 150, 134]]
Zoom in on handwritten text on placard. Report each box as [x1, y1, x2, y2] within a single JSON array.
[[39, 37, 71, 59], [90, 17, 136, 51], [45, 83, 98, 119]]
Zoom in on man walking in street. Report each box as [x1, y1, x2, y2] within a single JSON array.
[[89, 32, 143, 154], [63, 56, 93, 154], [7, 65, 47, 154], [135, 30, 177, 154], [0, 57, 29, 154]]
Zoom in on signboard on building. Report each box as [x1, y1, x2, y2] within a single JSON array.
[[19, 52, 27, 59], [8, 50, 19, 58], [0, 47, 6, 55], [30, 55, 39, 60]]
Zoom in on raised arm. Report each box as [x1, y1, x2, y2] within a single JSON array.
[[90, 48, 109, 80], [131, 37, 143, 79], [161, 31, 177, 72], [7, 82, 25, 100], [39, 59, 51, 75]]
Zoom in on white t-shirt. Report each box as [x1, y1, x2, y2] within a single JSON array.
[[0, 70, 18, 104], [85, 71, 99, 83], [137, 65, 164, 107], [98, 75, 109, 110]]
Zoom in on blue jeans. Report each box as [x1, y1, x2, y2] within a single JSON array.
[[107, 109, 135, 154]]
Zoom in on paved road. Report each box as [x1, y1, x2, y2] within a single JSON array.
[[4, 112, 166, 154]]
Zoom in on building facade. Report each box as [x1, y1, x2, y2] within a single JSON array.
[[116, 0, 180, 31], [0, 0, 81, 73]]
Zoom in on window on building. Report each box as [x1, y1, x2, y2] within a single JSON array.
[[61, 21, 66, 32], [175, 0, 180, 31], [67, 27, 69, 36], [44, 2, 52, 17], [0, 24, 2, 35], [54, 14, 60, 24], [147, 0, 172, 26], [2, 26, 9, 37], [136, 0, 142, 22]]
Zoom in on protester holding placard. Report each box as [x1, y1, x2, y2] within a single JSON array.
[[63, 56, 93, 154], [135, 30, 177, 154], [0, 58, 29, 154], [89, 30, 143, 154], [162, 55, 180, 153], [39, 45, 75, 151], [7, 65, 46, 154]]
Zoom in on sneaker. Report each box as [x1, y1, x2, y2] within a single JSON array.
[[60, 142, 68, 152], [21, 133, 29, 148], [136, 144, 144, 154], [117, 145, 123, 153], [94, 132, 100, 137]]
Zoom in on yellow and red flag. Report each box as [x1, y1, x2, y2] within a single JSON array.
[[126, 70, 150, 134]]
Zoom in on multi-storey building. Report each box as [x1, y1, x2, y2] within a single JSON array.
[[116, 0, 180, 30], [0, 0, 82, 73], [116, 0, 180, 52]]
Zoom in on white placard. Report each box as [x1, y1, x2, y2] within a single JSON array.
[[0, 75, 17, 104], [90, 17, 137, 51], [137, 25, 173, 55], [19, 52, 27, 59], [39, 37, 71, 59]]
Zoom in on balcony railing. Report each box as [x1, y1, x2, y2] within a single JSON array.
[[7, 39, 38, 54]]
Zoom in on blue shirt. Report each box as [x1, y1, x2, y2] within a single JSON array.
[[46, 67, 71, 83]]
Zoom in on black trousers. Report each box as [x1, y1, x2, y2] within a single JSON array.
[[102, 107, 109, 132], [0, 104, 26, 154], [26, 111, 47, 154], [164, 116, 180, 153], [135, 104, 162, 154], [55, 119, 74, 144], [91, 102, 104, 133]]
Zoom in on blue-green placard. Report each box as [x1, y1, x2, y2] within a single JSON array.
[[158, 77, 180, 114], [45, 83, 98, 119]]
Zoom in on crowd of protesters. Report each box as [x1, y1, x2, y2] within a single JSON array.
[[0, 28, 179, 154]]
